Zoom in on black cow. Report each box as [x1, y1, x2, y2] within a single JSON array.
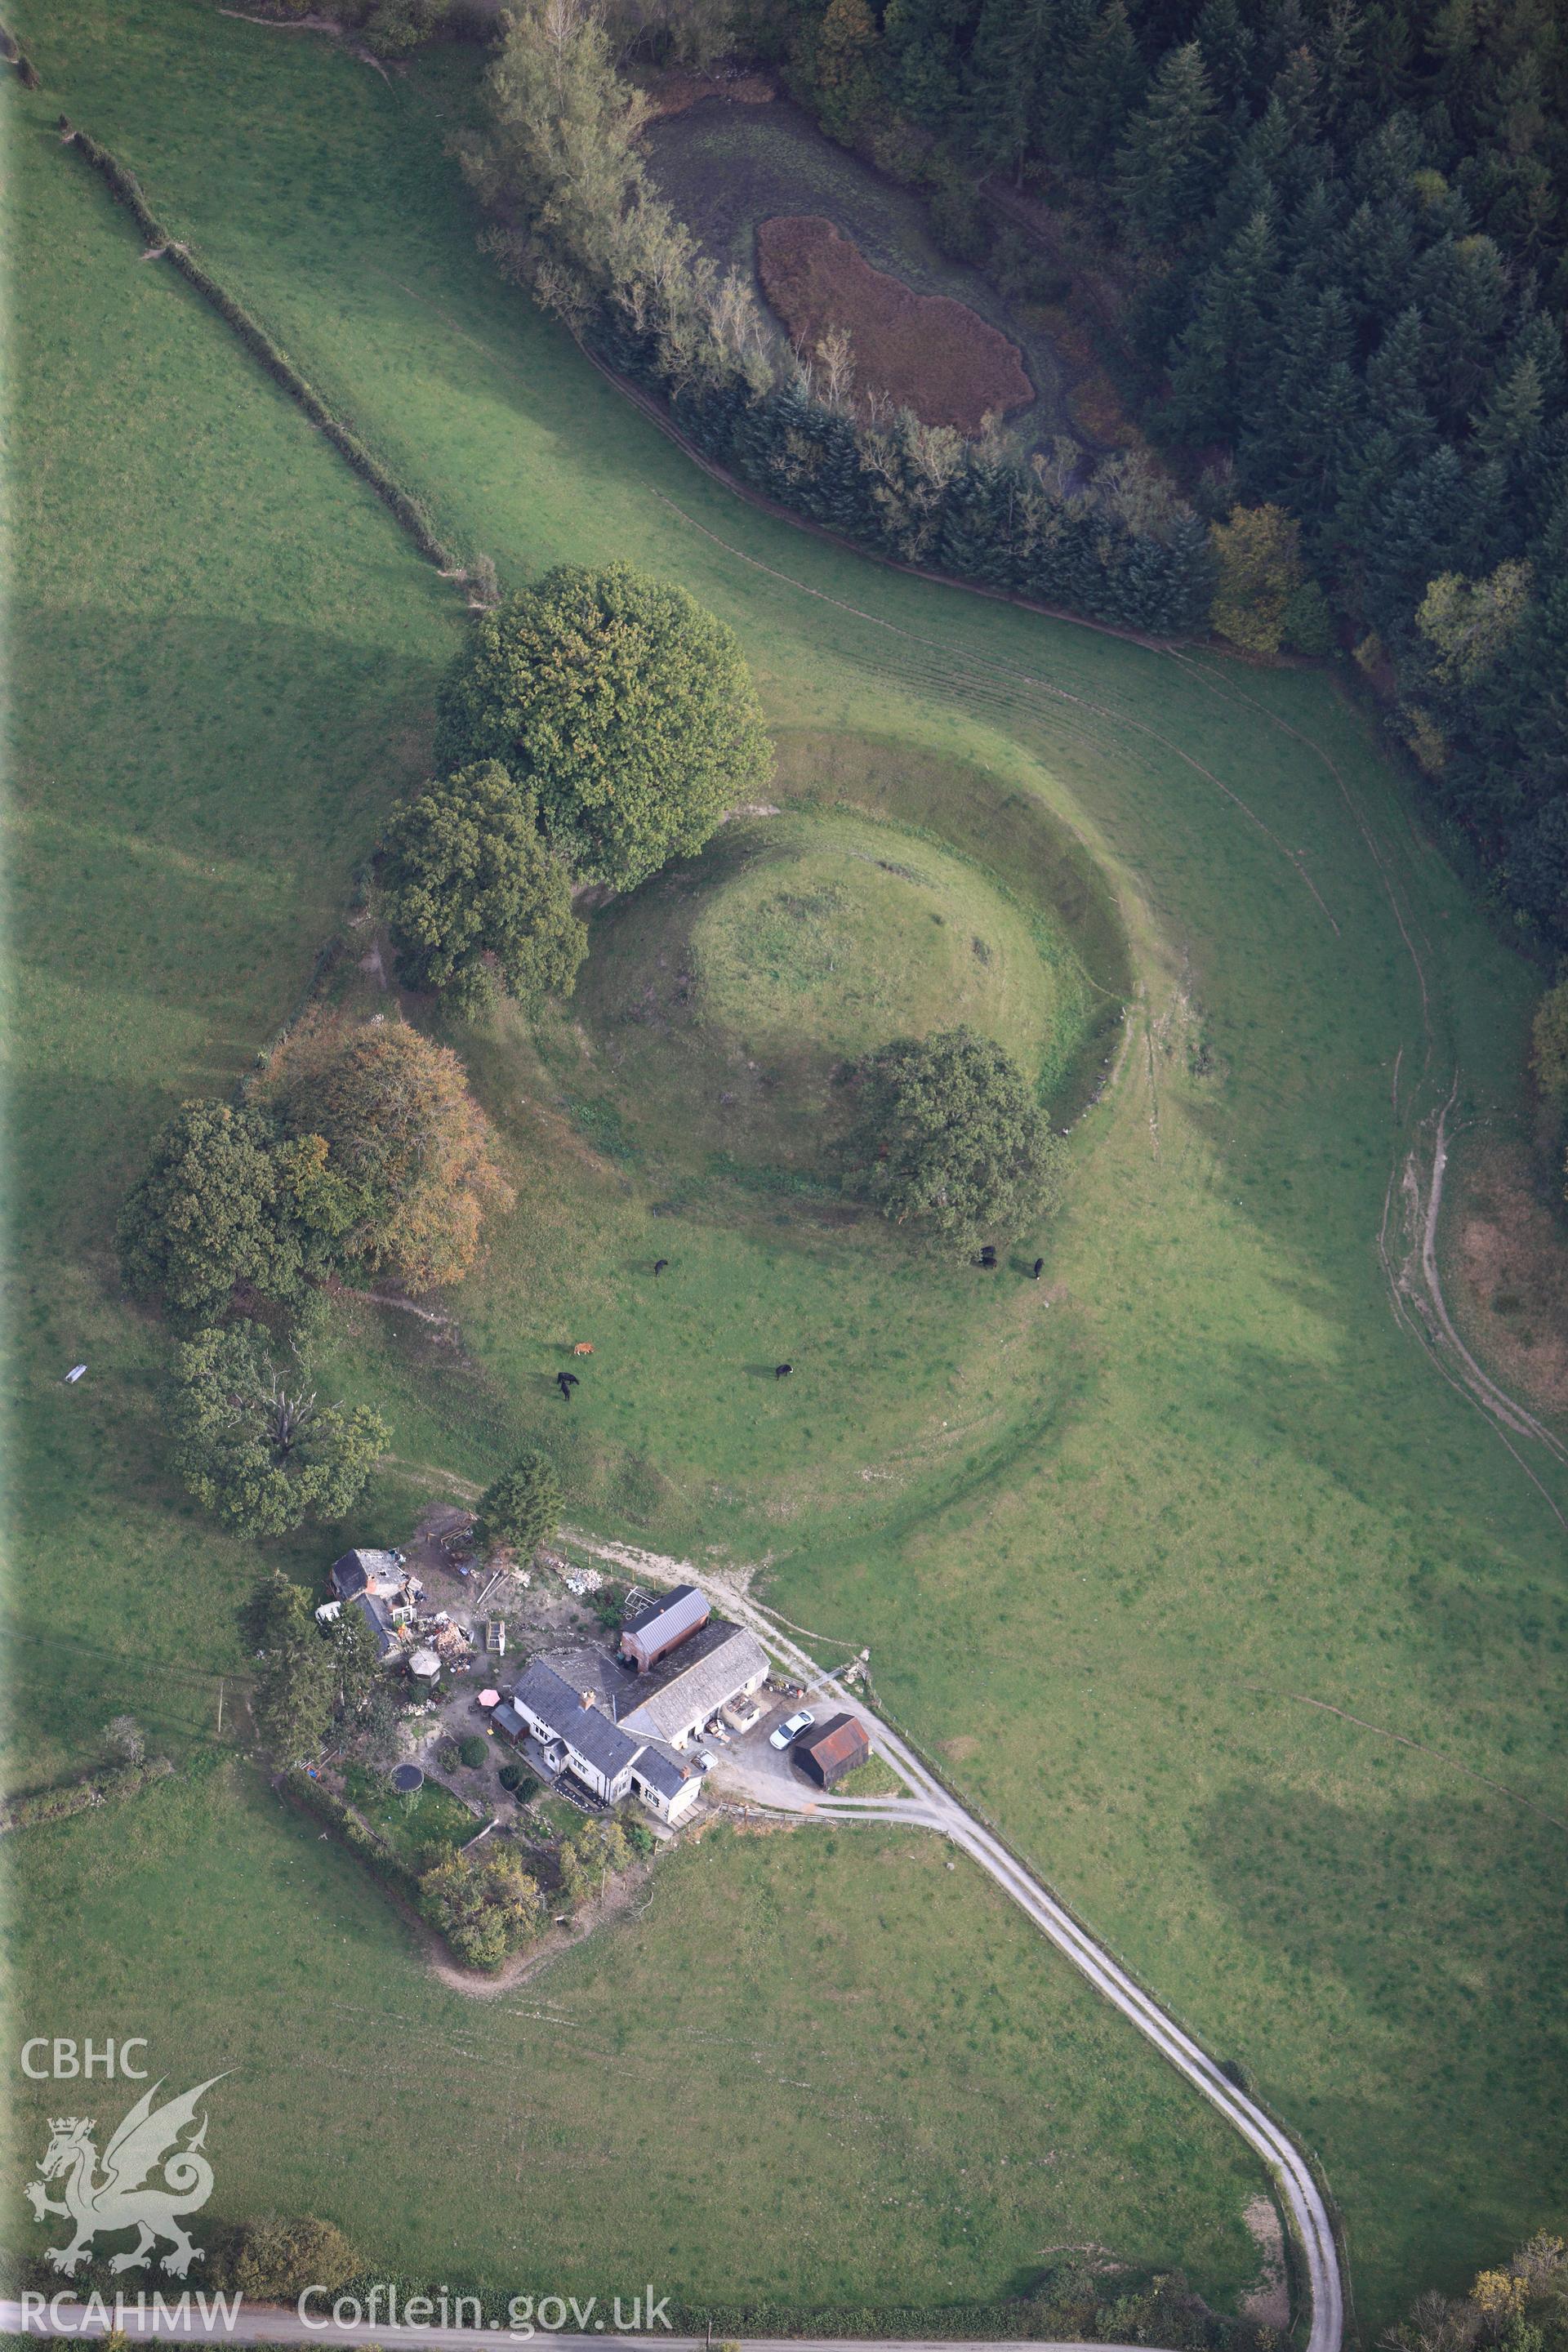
[[979, 1245, 997, 1268], [774, 1361, 793, 1379], [556, 1370, 579, 1401], [653, 1258, 669, 1276], [1031, 1258, 1044, 1280]]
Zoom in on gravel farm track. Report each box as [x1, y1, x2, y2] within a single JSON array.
[[559, 1542, 1347, 2352], [0, 2302, 1223, 2352], [13, 10, 1568, 2330]]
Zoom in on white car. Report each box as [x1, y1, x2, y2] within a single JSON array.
[[694, 1750, 717, 1774], [768, 1708, 815, 1751]]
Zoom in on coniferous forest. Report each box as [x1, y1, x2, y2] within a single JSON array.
[[466, 0, 1568, 948]]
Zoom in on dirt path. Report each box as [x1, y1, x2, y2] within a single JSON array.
[[1071, 640, 1568, 1517], [0, 2301, 1197, 2352]]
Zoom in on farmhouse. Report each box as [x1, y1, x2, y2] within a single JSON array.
[[621, 1583, 709, 1673], [793, 1713, 871, 1788], [503, 1655, 702, 1824], [329, 1548, 407, 1601]]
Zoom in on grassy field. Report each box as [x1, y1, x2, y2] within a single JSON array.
[[7, 0, 1568, 2332], [5, 1764, 1269, 2312], [685, 816, 1058, 1076], [2, 24, 1275, 2322]]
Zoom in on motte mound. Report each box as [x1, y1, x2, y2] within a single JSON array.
[[566, 809, 1060, 1179]]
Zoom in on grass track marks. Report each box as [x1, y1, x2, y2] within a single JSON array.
[[648, 491, 1343, 933]]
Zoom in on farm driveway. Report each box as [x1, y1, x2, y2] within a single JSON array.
[[567, 1532, 1345, 2352]]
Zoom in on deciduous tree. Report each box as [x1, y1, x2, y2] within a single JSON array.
[[118, 1102, 301, 1321], [559, 1814, 631, 1908], [419, 1849, 545, 1969], [1208, 502, 1305, 653], [381, 762, 586, 1018], [270, 1018, 513, 1290], [434, 564, 772, 890], [171, 1326, 387, 1538], [844, 1027, 1062, 1248]]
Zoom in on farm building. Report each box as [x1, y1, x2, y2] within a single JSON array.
[[793, 1713, 871, 1788], [621, 1584, 710, 1673], [329, 1548, 406, 1601], [329, 1549, 423, 1661], [615, 1623, 769, 1750], [352, 1590, 406, 1659]]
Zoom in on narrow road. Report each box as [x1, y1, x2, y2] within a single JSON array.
[[569, 1535, 1345, 2352], [0, 2298, 1183, 2352]]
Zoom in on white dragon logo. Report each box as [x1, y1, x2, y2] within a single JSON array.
[[25, 2076, 227, 2278]]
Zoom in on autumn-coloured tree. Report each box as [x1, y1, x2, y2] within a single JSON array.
[[266, 1018, 513, 1290], [1208, 504, 1304, 656], [419, 1849, 545, 1970]]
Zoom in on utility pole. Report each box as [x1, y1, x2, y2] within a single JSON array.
[[216, 1678, 225, 1738]]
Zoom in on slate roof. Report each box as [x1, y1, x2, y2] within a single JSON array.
[[615, 1623, 768, 1744], [330, 1548, 402, 1601], [513, 1655, 644, 1782], [350, 1589, 399, 1658], [621, 1583, 709, 1661], [630, 1743, 692, 1799]]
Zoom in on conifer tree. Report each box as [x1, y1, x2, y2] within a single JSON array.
[[1115, 44, 1223, 245]]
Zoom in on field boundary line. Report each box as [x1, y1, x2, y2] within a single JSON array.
[[57, 122, 457, 572]]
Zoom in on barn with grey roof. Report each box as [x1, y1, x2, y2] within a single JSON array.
[[614, 1623, 769, 1750]]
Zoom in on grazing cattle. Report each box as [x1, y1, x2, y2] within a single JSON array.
[[653, 1258, 669, 1276], [979, 1245, 997, 1268], [572, 1341, 595, 1356], [556, 1370, 579, 1401], [774, 1362, 793, 1379], [1031, 1258, 1044, 1280]]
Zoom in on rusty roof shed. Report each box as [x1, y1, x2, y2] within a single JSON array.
[[793, 1712, 871, 1788]]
